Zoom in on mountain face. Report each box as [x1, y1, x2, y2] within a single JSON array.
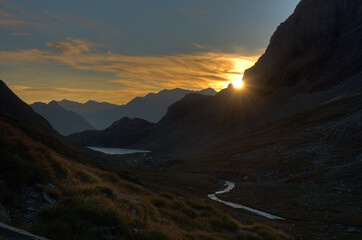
[[0, 80, 55, 133], [83, 88, 217, 130], [57, 99, 119, 115], [244, 0, 362, 94], [31, 101, 95, 136], [69, 0, 362, 156]]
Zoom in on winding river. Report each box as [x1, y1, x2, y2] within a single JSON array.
[[208, 181, 284, 220]]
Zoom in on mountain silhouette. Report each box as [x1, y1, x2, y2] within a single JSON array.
[[82, 88, 217, 130], [69, 117, 155, 147], [58, 99, 119, 115], [31, 101, 95, 136]]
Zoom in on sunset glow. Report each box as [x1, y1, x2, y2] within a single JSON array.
[[2, 40, 257, 104], [232, 79, 244, 88], [224, 74, 244, 88], [0, 0, 298, 104]]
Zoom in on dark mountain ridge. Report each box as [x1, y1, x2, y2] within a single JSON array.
[[31, 101, 95, 136]]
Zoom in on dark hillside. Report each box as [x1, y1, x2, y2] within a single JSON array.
[[0, 80, 54, 134]]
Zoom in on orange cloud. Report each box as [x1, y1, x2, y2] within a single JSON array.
[[46, 37, 101, 54], [1, 38, 259, 103]]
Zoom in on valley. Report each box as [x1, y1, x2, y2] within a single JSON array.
[[0, 0, 361, 239]]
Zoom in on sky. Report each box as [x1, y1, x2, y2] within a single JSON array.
[[0, 0, 300, 104]]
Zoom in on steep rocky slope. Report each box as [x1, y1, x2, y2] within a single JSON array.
[[244, 0, 362, 93]]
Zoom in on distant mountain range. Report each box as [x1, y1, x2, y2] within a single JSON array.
[[31, 101, 95, 136], [58, 99, 119, 115], [29, 87, 217, 135], [60, 87, 217, 130]]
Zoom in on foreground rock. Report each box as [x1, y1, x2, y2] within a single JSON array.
[[0, 222, 49, 240]]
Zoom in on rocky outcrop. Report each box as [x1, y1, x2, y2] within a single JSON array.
[[0, 222, 49, 240], [244, 0, 362, 94]]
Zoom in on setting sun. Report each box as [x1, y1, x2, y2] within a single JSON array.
[[223, 74, 244, 89], [231, 79, 244, 88]]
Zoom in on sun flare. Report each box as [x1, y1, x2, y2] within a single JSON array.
[[231, 79, 244, 88], [223, 74, 244, 89]]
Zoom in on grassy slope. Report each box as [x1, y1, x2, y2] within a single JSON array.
[[0, 114, 292, 240], [169, 93, 362, 239]]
